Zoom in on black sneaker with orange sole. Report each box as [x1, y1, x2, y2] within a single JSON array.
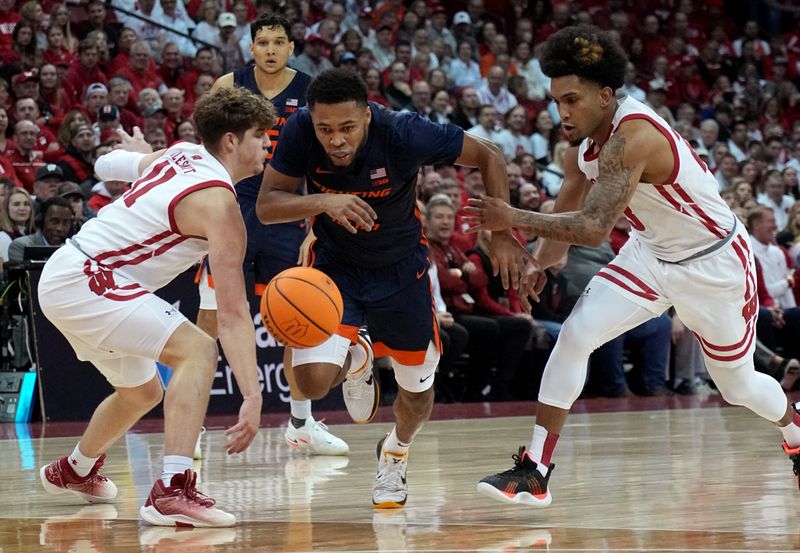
[[476, 446, 554, 507]]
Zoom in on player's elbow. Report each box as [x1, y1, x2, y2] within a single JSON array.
[[582, 233, 607, 248], [256, 196, 275, 224]]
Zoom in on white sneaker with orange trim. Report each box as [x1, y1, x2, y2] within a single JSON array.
[[372, 436, 408, 508], [285, 416, 349, 456], [342, 329, 379, 424]]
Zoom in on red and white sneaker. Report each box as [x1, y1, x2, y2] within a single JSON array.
[[39, 454, 118, 503], [140, 469, 235, 528]]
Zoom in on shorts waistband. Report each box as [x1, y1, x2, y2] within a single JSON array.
[[660, 217, 739, 265]]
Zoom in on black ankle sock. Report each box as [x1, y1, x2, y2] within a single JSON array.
[[291, 416, 306, 429]]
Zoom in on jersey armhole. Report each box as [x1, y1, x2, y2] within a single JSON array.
[[167, 181, 236, 237], [615, 114, 680, 183]]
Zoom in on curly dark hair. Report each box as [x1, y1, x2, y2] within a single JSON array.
[[540, 25, 627, 90], [250, 13, 292, 41], [307, 69, 368, 108]]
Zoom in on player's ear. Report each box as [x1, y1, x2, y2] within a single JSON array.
[[364, 103, 372, 124], [599, 86, 614, 108]]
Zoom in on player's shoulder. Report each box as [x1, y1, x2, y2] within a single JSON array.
[[163, 142, 233, 183]]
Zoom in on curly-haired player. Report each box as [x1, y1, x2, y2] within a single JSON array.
[[468, 25, 800, 506]]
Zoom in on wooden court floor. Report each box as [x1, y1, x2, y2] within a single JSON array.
[[1, 402, 798, 552]]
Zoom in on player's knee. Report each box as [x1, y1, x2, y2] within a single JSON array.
[[557, 315, 596, 355], [292, 362, 338, 400], [707, 363, 751, 406], [121, 376, 164, 410]]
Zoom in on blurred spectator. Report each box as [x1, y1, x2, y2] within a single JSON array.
[[542, 141, 569, 197], [0, 106, 11, 155], [645, 79, 675, 127], [0, 187, 34, 262], [530, 109, 556, 164], [64, 39, 107, 105], [57, 180, 95, 234], [384, 61, 412, 110], [750, 206, 795, 309], [77, 0, 119, 54], [31, 163, 63, 211], [4, 20, 41, 70], [174, 119, 198, 144], [57, 124, 95, 184], [8, 196, 72, 263], [447, 40, 483, 88], [514, 152, 538, 185], [427, 5, 455, 54], [758, 169, 795, 230], [211, 13, 245, 74], [9, 119, 44, 191], [144, 126, 167, 149], [192, 0, 221, 45], [87, 177, 128, 212], [715, 153, 739, 191], [450, 86, 479, 130], [116, 41, 165, 99], [156, 43, 184, 89], [429, 89, 451, 124], [152, 0, 197, 58], [477, 65, 517, 116], [371, 25, 396, 71], [363, 66, 388, 107], [291, 34, 332, 78], [0, 0, 21, 53], [43, 24, 74, 67], [514, 40, 549, 101], [82, 82, 108, 123], [466, 104, 497, 141], [494, 105, 531, 160]]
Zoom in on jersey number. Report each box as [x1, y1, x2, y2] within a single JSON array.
[[122, 161, 176, 207]]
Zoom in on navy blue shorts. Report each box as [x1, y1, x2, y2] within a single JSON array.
[[309, 242, 440, 365]]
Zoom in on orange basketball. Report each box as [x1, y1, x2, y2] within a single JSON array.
[[260, 267, 344, 348]]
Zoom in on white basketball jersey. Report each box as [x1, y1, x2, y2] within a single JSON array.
[[577, 96, 734, 262], [74, 142, 235, 290]]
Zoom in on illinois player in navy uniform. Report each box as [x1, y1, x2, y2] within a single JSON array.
[[258, 69, 529, 508], [195, 14, 348, 456]]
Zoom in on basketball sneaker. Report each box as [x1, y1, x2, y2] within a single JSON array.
[[372, 435, 408, 508], [140, 469, 235, 527], [285, 415, 349, 455], [783, 441, 800, 490], [342, 329, 379, 424], [476, 446, 554, 507], [40, 454, 118, 503]]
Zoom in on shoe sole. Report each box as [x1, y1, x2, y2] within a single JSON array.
[[372, 499, 407, 509], [286, 431, 350, 456], [140, 505, 236, 528], [39, 465, 116, 504], [475, 482, 552, 507]]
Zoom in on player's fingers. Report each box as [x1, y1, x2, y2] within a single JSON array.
[[499, 259, 510, 290], [519, 293, 532, 314], [131, 126, 144, 140], [466, 197, 485, 208], [462, 206, 483, 216], [353, 197, 378, 220], [350, 205, 376, 227], [509, 258, 520, 291], [117, 127, 133, 140]]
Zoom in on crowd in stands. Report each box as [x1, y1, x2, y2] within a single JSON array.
[[1, 0, 800, 402]]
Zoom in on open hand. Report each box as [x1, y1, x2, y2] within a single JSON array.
[[463, 196, 514, 233], [116, 126, 153, 154], [224, 395, 262, 454], [321, 194, 378, 234], [488, 231, 530, 290], [518, 257, 546, 313]]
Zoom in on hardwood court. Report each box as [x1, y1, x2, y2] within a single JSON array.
[[1, 399, 798, 552]]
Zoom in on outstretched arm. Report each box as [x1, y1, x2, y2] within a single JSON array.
[[466, 126, 647, 248], [456, 132, 533, 289]]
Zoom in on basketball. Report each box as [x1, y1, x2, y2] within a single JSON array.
[[260, 267, 343, 348]]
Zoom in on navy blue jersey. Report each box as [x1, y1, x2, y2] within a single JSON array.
[[233, 66, 311, 263], [269, 102, 464, 268], [234, 65, 311, 200]]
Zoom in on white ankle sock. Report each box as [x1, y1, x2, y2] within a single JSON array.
[[161, 455, 193, 486], [529, 425, 559, 478], [382, 427, 410, 456], [290, 398, 312, 421], [348, 342, 368, 375], [68, 444, 99, 477]]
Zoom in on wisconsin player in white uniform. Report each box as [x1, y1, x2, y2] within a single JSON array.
[[37, 87, 274, 527], [467, 26, 800, 505]]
